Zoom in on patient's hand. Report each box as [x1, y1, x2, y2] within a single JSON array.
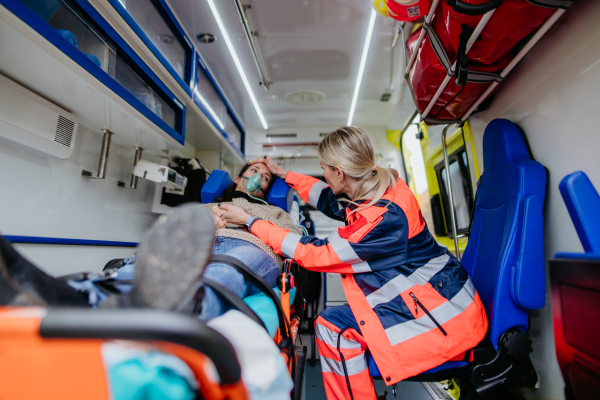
[[211, 213, 227, 229], [218, 204, 251, 226]]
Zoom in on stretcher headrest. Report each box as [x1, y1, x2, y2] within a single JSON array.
[[201, 170, 293, 212]]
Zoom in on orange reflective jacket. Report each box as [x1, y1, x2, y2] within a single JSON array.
[[250, 172, 488, 383]]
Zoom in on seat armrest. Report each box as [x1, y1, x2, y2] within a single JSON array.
[[40, 308, 241, 385], [510, 194, 545, 310]]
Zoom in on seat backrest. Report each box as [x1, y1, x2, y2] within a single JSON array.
[[200, 170, 294, 212], [461, 119, 547, 349], [558, 171, 600, 254]]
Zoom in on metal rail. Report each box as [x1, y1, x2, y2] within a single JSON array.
[[441, 125, 461, 260], [460, 8, 566, 122], [421, 9, 496, 119], [401, 0, 441, 86], [118, 147, 144, 189], [81, 129, 113, 179], [233, 0, 272, 89]]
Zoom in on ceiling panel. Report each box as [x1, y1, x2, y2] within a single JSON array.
[[167, 0, 405, 131]]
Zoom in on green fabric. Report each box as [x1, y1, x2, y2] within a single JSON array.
[[109, 352, 197, 400], [244, 286, 296, 338]]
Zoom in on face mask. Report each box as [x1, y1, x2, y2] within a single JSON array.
[[243, 173, 263, 195], [243, 173, 268, 205]]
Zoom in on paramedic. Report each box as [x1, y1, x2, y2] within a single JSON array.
[[217, 126, 488, 400]]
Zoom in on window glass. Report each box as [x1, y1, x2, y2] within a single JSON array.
[[20, 0, 179, 130], [119, 0, 187, 79], [114, 56, 177, 129], [22, 0, 115, 72], [438, 154, 472, 234], [195, 67, 227, 130], [224, 112, 242, 151], [401, 117, 435, 231]]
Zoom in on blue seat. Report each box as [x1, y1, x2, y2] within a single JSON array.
[[550, 172, 600, 399], [555, 171, 600, 261], [200, 170, 294, 212], [370, 119, 547, 392]]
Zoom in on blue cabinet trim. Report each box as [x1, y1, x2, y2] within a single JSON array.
[[5, 236, 138, 247]]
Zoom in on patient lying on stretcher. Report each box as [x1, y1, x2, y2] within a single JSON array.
[[69, 162, 302, 321], [0, 165, 299, 399]]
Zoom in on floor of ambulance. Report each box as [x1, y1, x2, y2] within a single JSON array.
[[302, 362, 450, 400]]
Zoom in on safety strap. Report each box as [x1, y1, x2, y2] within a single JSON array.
[[526, 0, 574, 9], [422, 23, 504, 83], [210, 255, 292, 343], [201, 277, 267, 330]]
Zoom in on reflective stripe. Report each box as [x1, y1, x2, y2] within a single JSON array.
[[308, 180, 328, 208], [385, 279, 476, 346], [316, 323, 363, 350], [365, 254, 450, 308], [410, 254, 450, 285], [327, 231, 362, 264], [321, 354, 368, 376], [352, 261, 372, 273], [281, 232, 301, 259]]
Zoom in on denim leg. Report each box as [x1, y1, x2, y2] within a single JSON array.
[[199, 237, 280, 320]]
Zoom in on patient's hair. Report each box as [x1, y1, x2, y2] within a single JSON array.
[[318, 126, 396, 213], [214, 164, 275, 203]]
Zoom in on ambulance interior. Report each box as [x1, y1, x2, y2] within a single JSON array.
[[0, 0, 597, 399]]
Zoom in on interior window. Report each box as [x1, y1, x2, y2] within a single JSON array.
[[437, 149, 474, 236], [118, 0, 188, 80]]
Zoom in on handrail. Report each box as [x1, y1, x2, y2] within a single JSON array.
[[233, 0, 272, 89], [441, 125, 461, 260]]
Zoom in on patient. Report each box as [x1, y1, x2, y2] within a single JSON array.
[[68, 162, 302, 319]]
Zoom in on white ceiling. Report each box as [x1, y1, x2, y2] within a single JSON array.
[[167, 0, 405, 131]]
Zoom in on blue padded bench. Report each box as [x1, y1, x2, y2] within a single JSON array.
[[369, 119, 547, 396], [550, 171, 600, 399], [201, 170, 295, 212]]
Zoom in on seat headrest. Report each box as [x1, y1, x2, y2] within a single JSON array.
[[559, 171, 600, 254], [483, 119, 531, 173]]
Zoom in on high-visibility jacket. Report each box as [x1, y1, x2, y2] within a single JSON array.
[[250, 171, 488, 383]]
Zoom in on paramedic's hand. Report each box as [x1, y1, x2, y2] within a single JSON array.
[[218, 203, 251, 226], [249, 157, 287, 179]]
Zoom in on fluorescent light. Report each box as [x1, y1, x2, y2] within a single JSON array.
[[207, 0, 268, 130], [348, 10, 376, 126], [194, 88, 225, 130]]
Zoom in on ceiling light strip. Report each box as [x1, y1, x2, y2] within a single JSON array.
[[348, 9, 377, 126], [207, 0, 268, 130]]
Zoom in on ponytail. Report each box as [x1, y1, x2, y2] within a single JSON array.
[[318, 126, 396, 214]]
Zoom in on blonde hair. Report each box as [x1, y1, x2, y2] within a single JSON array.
[[317, 126, 396, 213]]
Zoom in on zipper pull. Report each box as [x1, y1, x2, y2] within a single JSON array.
[[409, 292, 418, 315]]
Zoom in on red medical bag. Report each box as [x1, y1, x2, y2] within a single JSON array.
[[407, 0, 567, 123]]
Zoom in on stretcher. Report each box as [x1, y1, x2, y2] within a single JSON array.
[[0, 172, 308, 400]]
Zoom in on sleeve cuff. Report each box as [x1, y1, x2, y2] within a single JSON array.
[[285, 170, 301, 186]]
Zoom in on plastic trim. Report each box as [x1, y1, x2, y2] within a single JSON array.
[[1, 0, 186, 144], [5, 236, 138, 247], [106, 0, 193, 96]]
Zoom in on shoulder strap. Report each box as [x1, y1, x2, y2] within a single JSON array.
[[201, 278, 266, 330]]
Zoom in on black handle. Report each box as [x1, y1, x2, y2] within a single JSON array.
[[446, 0, 503, 16], [40, 308, 242, 385], [455, 24, 472, 87]]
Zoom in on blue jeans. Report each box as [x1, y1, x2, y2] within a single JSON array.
[[71, 238, 280, 320], [200, 237, 280, 320]]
